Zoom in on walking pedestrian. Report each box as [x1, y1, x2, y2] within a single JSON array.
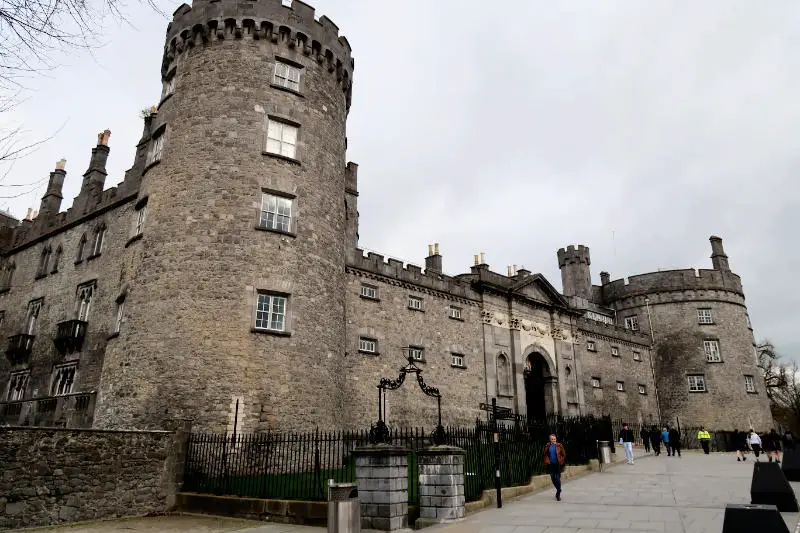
[[661, 426, 672, 456], [748, 429, 762, 460], [650, 426, 662, 456], [734, 429, 748, 462], [768, 429, 782, 463], [782, 430, 795, 452], [543, 433, 566, 501], [698, 426, 712, 455], [619, 423, 635, 465], [669, 427, 682, 457], [641, 426, 651, 454]]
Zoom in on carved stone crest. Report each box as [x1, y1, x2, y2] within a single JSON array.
[[481, 310, 492, 324], [509, 317, 521, 330]]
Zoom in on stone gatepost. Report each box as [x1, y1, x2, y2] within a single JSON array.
[[416, 445, 466, 528], [353, 444, 409, 531]]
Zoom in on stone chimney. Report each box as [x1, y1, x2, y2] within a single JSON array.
[[425, 243, 442, 274], [709, 236, 730, 272], [39, 159, 67, 216], [76, 130, 111, 213], [600, 271, 611, 285]]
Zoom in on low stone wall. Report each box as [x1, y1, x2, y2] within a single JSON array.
[[0, 421, 191, 531]]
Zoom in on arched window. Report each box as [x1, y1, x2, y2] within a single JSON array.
[[50, 246, 62, 274], [497, 353, 511, 396], [91, 224, 106, 256], [37, 246, 51, 277], [76, 284, 94, 321], [2, 263, 15, 290], [76, 234, 87, 263]]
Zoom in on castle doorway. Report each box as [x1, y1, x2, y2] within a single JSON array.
[[524, 352, 553, 421]]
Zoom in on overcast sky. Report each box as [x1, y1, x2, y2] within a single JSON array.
[[2, 0, 799, 357]]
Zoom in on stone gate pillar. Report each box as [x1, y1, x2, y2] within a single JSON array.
[[353, 444, 408, 531], [416, 445, 465, 528]]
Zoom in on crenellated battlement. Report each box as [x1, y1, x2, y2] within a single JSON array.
[[346, 248, 480, 303], [162, 0, 353, 107], [601, 268, 744, 303], [557, 244, 590, 267]]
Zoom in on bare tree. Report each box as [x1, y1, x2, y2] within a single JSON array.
[[757, 341, 800, 432]]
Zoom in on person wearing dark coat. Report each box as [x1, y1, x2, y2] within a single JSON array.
[[782, 431, 795, 452], [668, 427, 682, 457], [650, 426, 662, 456], [619, 424, 636, 465], [734, 429, 748, 462], [641, 427, 651, 453]]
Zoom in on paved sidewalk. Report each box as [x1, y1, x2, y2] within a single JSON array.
[[431, 452, 800, 533]]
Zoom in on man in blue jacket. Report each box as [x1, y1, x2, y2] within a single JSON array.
[[661, 427, 671, 456]]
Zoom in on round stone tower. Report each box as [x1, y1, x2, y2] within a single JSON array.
[[94, 0, 354, 431], [600, 236, 772, 430]]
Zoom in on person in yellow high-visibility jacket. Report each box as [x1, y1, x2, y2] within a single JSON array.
[[698, 427, 712, 454]]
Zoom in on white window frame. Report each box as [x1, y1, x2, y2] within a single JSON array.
[[449, 306, 462, 320], [409, 346, 424, 362], [688, 374, 707, 392], [76, 284, 94, 322], [259, 192, 293, 233], [25, 299, 42, 335], [451, 353, 465, 368], [146, 133, 165, 166], [7, 371, 29, 401], [616, 381, 625, 392], [114, 299, 125, 334], [408, 296, 423, 311], [697, 308, 714, 325], [745, 375, 756, 393], [624, 316, 640, 331], [591, 377, 601, 388], [704, 340, 722, 363], [586, 340, 596, 352], [266, 119, 298, 159], [38, 246, 51, 276], [273, 61, 301, 92], [359, 337, 377, 354], [255, 293, 287, 332], [633, 350, 642, 361], [91, 227, 105, 256], [360, 284, 378, 300], [51, 363, 77, 396], [134, 205, 147, 237], [638, 384, 647, 395], [611, 346, 619, 357]]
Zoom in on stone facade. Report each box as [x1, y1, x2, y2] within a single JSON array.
[[0, 421, 190, 530], [0, 0, 769, 433]]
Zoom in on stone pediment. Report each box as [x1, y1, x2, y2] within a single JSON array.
[[510, 274, 569, 308]]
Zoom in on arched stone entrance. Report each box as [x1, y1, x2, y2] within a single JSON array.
[[524, 351, 557, 421]]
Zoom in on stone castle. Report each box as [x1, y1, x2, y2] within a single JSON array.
[[0, 0, 771, 433]]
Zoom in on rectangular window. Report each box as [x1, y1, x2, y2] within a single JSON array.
[[697, 308, 714, 324], [449, 306, 462, 320], [76, 283, 94, 322], [360, 284, 378, 300], [408, 296, 423, 311], [616, 381, 625, 392], [704, 340, 722, 362], [266, 119, 298, 159], [688, 374, 707, 392], [409, 346, 424, 362], [7, 371, 29, 401], [273, 61, 301, 92], [611, 346, 619, 357], [451, 353, 465, 368], [0, 310, 5, 329], [146, 133, 165, 165], [745, 375, 756, 393], [134, 205, 147, 237], [114, 299, 125, 334], [624, 316, 639, 331], [591, 377, 601, 388], [586, 340, 596, 352], [25, 298, 43, 335], [633, 350, 642, 361], [51, 363, 77, 396], [638, 384, 647, 395], [255, 293, 287, 332], [359, 337, 377, 354], [260, 192, 293, 233]]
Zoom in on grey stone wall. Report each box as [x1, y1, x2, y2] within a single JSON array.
[[354, 445, 408, 531], [0, 422, 190, 530], [417, 447, 465, 525]]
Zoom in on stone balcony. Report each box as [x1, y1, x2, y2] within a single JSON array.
[[0, 391, 96, 428], [54, 319, 88, 353], [6, 333, 35, 365]]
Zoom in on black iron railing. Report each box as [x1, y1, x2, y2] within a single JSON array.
[[182, 414, 612, 504], [6, 334, 35, 364], [54, 320, 88, 353], [0, 392, 95, 427]]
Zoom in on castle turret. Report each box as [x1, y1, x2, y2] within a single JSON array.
[[38, 159, 67, 216], [710, 235, 730, 271], [95, 0, 355, 432], [557, 245, 592, 300]]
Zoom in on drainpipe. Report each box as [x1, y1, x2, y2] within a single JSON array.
[[644, 296, 662, 423]]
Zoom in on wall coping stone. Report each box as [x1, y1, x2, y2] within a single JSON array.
[[0, 426, 172, 435], [353, 444, 409, 457], [417, 445, 465, 456]]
